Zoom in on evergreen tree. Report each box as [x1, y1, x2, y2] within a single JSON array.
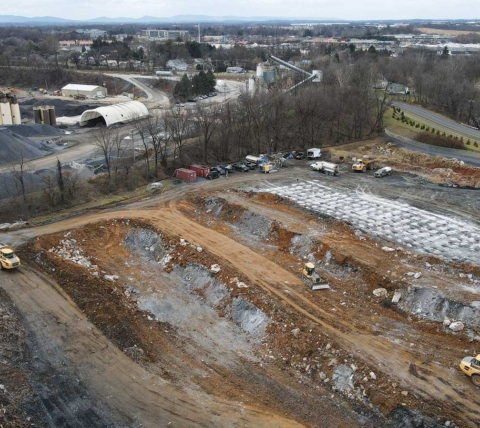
[[206, 70, 216, 92], [173, 74, 191, 100]]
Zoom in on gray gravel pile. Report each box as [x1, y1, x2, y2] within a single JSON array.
[[3, 124, 64, 138], [0, 127, 45, 165]]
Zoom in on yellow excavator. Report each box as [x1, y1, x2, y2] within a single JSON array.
[[301, 262, 329, 290], [459, 354, 480, 386]]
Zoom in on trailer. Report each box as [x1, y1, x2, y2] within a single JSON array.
[[175, 168, 197, 182], [189, 165, 210, 178]]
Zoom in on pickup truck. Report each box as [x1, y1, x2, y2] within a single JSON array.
[[0, 243, 21, 270]]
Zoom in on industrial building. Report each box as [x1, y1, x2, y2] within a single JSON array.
[[166, 59, 188, 71], [61, 84, 107, 98], [226, 66, 245, 74], [79, 101, 148, 127], [141, 29, 188, 39]]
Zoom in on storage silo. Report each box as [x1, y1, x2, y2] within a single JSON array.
[[47, 106, 56, 126], [263, 68, 276, 85], [256, 63, 264, 78], [0, 97, 13, 125], [248, 77, 256, 93], [41, 106, 51, 125], [10, 99, 21, 124], [33, 106, 42, 124]]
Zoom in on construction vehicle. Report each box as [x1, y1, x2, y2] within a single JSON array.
[[310, 161, 339, 176], [307, 148, 321, 159], [38, 88, 48, 94], [459, 355, 480, 386], [352, 156, 376, 173], [0, 243, 21, 270], [301, 262, 329, 290]]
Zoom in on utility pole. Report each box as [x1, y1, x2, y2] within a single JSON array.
[[198, 23, 201, 43]]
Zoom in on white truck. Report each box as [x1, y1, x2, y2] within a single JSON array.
[[374, 166, 392, 178], [0, 243, 21, 270], [307, 148, 321, 159], [310, 161, 339, 176]]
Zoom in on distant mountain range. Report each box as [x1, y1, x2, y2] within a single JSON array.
[[0, 14, 342, 25]]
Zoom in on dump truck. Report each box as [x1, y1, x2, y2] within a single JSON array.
[[0, 243, 21, 270], [459, 354, 480, 386], [301, 262, 329, 290], [352, 156, 376, 173]]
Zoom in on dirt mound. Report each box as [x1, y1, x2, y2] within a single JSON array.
[[0, 127, 45, 165]]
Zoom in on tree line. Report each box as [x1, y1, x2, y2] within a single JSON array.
[[173, 71, 217, 100]]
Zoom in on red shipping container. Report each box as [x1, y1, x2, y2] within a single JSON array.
[[189, 164, 210, 178], [175, 168, 197, 182]]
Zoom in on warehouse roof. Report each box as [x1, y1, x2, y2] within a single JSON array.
[[62, 84, 103, 91], [79, 101, 149, 127]]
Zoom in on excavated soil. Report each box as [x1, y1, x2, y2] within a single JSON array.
[[9, 180, 480, 427], [22, 219, 382, 427]]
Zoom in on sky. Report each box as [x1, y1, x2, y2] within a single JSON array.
[[1, 0, 476, 21]]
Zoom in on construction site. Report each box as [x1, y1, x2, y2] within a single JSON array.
[[0, 136, 479, 428]]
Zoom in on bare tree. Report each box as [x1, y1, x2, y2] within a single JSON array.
[[194, 104, 219, 163], [63, 170, 82, 200], [10, 150, 30, 203], [111, 129, 128, 180], [92, 127, 116, 180], [165, 109, 191, 168], [40, 172, 58, 206], [132, 118, 151, 178], [144, 113, 171, 176]]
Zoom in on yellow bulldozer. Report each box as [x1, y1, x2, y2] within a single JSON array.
[[459, 354, 480, 386], [301, 262, 329, 290]]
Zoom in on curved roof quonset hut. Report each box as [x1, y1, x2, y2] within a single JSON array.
[[79, 101, 148, 127]]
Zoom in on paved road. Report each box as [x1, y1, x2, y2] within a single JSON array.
[[105, 73, 170, 107], [393, 101, 480, 140]]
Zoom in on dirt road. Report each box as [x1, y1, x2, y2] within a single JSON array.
[[1, 263, 301, 427]]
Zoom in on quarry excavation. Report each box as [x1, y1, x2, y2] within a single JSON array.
[[0, 165, 479, 428]]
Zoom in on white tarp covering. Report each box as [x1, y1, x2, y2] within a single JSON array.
[[79, 101, 149, 127]]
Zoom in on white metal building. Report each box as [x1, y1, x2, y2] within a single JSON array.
[[61, 84, 107, 98], [79, 101, 148, 127]]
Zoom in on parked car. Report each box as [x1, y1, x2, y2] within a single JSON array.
[[294, 151, 307, 160], [206, 170, 220, 180], [233, 163, 249, 172], [245, 162, 257, 170], [374, 166, 392, 178], [211, 166, 226, 175], [218, 164, 234, 173], [187, 98, 197, 102]]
